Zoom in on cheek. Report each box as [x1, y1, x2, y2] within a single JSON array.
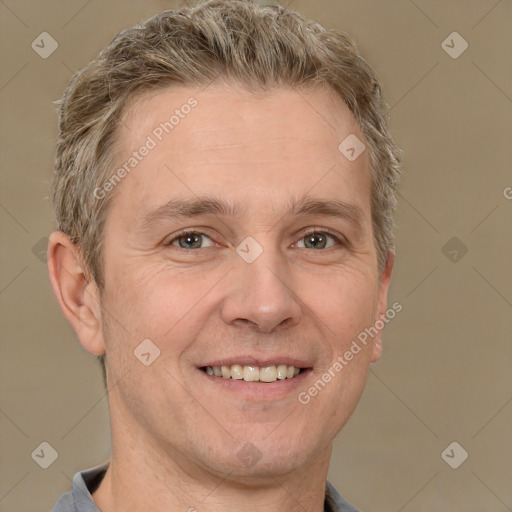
[[102, 260, 223, 355], [304, 265, 378, 343]]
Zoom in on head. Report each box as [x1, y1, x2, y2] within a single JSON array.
[[48, 0, 401, 480]]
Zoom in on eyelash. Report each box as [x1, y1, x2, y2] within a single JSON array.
[[297, 230, 345, 248], [166, 228, 345, 250]]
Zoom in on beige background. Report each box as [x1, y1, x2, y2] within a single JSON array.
[[1, 0, 511, 511]]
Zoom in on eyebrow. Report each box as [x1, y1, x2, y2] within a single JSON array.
[[139, 196, 240, 230], [288, 195, 366, 230], [139, 194, 366, 234]]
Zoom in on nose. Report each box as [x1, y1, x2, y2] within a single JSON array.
[[220, 246, 302, 334]]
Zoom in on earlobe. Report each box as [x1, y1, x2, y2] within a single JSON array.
[[370, 249, 395, 363], [370, 337, 383, 363], [47, 231, 105, 355]]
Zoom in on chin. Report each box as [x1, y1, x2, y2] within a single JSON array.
[[201, 436, 321, 481]]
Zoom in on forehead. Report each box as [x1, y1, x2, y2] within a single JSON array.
[[111, 84, 371, 217]]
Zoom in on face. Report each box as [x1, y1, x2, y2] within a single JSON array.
[[94, 85, 392, 479]]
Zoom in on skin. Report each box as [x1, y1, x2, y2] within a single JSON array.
[[48, 84, 394, 512]]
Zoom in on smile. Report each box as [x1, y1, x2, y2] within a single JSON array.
[[202, 364, 303, 382]]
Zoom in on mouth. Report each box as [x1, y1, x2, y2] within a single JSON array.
[[201, 364, 305, 383]]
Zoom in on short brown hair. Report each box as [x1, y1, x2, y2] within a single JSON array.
[[51, 0, 402, 288]]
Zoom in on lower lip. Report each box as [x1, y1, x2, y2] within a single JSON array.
[[199, 368, 312, 400]]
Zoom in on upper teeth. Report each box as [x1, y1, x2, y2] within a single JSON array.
[[205, 365, 301, 382]]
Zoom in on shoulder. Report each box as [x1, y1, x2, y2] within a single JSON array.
[[50, 461, 108, 512], [50, 490, 75, 512]]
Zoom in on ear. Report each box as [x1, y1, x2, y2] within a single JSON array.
[[370, 249, 395, 363], [47, 231, 105, 355]]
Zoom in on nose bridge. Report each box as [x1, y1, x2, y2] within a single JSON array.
[[220, 242, 302, 332]]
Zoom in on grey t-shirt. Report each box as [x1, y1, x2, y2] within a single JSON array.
[[51, 462, 359, 512]]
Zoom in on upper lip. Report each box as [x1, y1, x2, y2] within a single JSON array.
[[200, 355, 312, 368]]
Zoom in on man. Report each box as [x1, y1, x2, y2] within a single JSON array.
[[47, 0, 402, 510]]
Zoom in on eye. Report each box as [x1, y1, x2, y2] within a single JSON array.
[[295, 231, 341, 250], [169, 231, 215, 249]]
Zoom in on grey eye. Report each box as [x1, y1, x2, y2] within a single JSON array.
[[297, 232, 337, 249], [171, 232, 214, 249]]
